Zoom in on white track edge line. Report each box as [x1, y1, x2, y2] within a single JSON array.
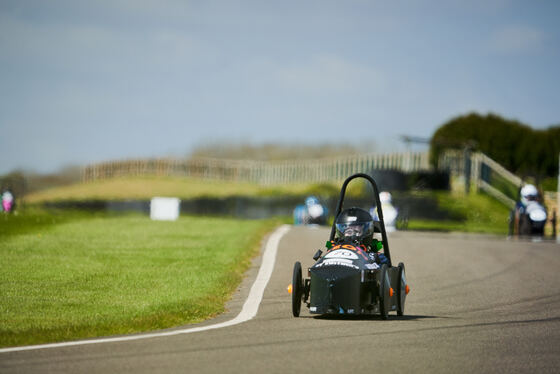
[[0, 224, 291, 353]]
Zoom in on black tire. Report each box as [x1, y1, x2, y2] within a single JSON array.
[[531, 220, 546, 236], [379, 264, 389, 320], [292, 261, 303, 317], [508, 210, 515, 236], [519, 214, 532, 236], [397, 262, 406, 316]]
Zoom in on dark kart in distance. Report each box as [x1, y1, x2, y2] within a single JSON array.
[[291, 173, 410, 319], [508, 183, 555, 238]]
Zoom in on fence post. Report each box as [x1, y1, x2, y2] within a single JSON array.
[[464, 147, 472, 194], [471, 153, 480, 192]]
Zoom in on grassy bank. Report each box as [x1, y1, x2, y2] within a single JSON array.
[[24, 176, 343, 203], [0, 209, 279, 347], [407, 191, 511, 235]]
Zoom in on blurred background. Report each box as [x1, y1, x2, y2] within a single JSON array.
[[1, 0, 559, 236]]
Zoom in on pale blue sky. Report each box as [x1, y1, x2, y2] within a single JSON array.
[[1, 0, 559, 174]]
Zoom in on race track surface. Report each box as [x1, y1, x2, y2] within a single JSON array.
[[2, 226, 560, 373]]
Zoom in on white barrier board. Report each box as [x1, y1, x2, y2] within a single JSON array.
[[150, 197, 180, 221]]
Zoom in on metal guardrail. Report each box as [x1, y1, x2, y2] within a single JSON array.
[[478, 180, 515, 209], [439, 150, 521, 203], [476, 153, 522, 186]]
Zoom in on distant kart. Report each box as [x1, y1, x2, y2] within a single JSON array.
[[293, 196, 328, 225], [509, 201, 548, 236], [369, 191, 409, 232], [291, 173, 409, 319], [508, 184, 551, 237]]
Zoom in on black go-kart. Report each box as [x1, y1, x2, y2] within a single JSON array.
[[291, 173, 410, 319]]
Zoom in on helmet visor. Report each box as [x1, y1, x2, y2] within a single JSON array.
[[336, 221, 373, 239]]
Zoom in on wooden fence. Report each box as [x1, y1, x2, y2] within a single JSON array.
[[82, 152, 431, 185], [438, 150, 523, 208]]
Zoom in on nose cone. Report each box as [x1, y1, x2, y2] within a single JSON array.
[[311, 264, 359, 281], [309, 265, 361, 313]]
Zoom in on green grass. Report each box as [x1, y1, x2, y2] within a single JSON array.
[[24, 176, 370, 205], [0, 209, 279, 348], [407, 191, 511, 234], [24, 176, 345, 203], [542, 177, 558, 192]]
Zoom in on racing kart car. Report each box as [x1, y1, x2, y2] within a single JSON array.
[[293, 196, 328, 225], [508, 183, 551, 237], [292, 173, 409, 319]]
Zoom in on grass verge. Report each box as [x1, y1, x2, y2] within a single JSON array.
[[407, 191, 511, 234], [0, 209, 279, 348]]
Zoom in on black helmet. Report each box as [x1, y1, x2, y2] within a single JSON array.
[[335, 207, 374, 245]]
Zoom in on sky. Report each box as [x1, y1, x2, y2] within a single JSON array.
[[1, 0, 559, 174]]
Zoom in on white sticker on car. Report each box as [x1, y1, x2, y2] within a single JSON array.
[[324, 250, 358, 260], [315, 259, 359, 269], [323, 258, 353, 265]]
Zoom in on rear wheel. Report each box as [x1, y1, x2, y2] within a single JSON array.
[[397, 262, 406, 316], [519, 214, 532, 236], [292, 262, 303, 317], [508, 210, 515, 236], [379, 265, 390, 320]]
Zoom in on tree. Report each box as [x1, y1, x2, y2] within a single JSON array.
[[430, 112, 560, 178]]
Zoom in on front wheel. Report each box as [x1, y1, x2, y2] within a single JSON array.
[[379, 264, 390, 320], [519, 214, 532, 236], [292, 262, 303, 317]]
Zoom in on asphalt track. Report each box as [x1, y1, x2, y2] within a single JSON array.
[[1, 226, 559, 373]]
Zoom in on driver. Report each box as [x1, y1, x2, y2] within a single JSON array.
[[334, 207, 388, 265], [512, 183, 546, 235], [513, 183, 538, 224], [520, 184, 539, 207]]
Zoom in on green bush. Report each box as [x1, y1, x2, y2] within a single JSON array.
[[431, 112, 560, 178]]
